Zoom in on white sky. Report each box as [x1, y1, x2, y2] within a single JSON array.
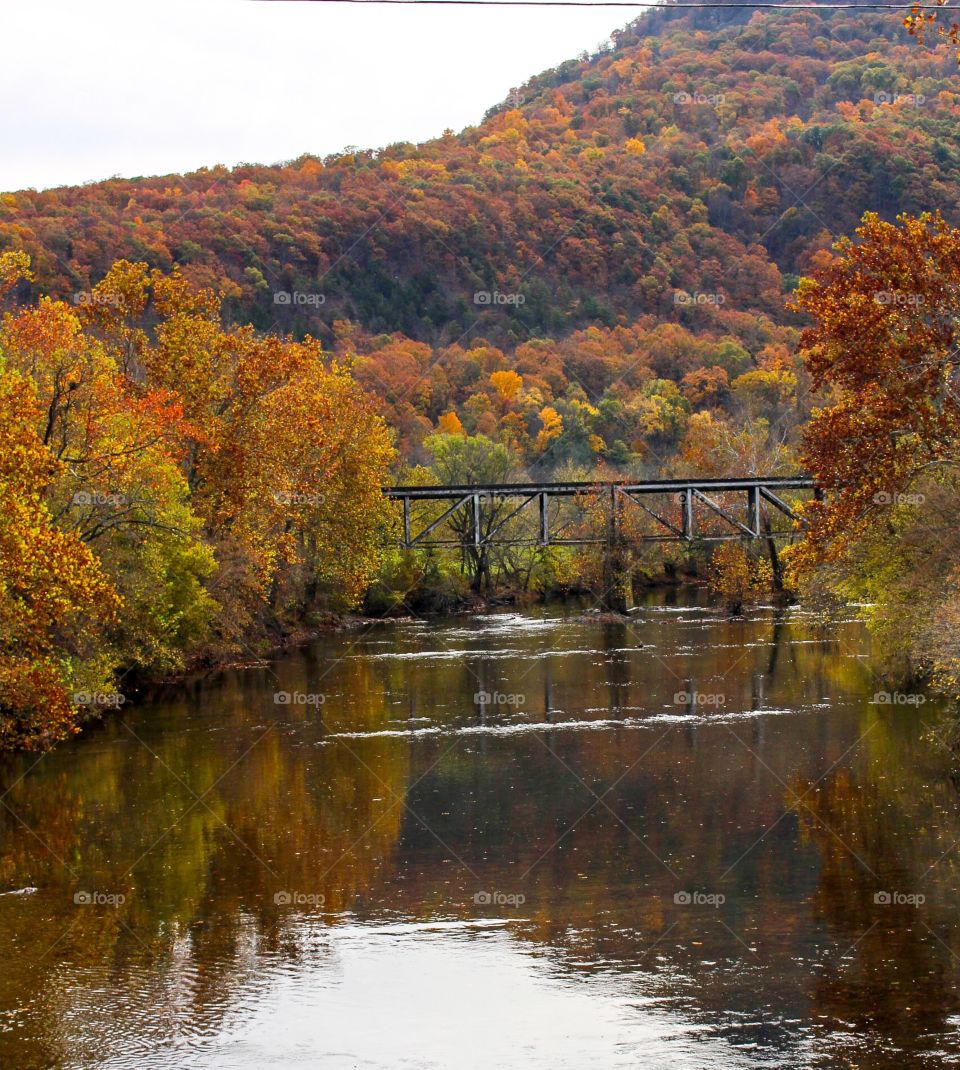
[[2, 0, 637, 192]]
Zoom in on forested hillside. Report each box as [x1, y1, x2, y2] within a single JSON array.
[[1, 3, 956, 474], [3, 4, 957, 339]]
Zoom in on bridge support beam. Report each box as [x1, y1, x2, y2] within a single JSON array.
[[601, 547, 633, 614], [601, 486, 633, 614], [748, 485, 760, 537], [682, 489, 694, 541]]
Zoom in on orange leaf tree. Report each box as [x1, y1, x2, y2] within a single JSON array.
[[787, 212, 960, 686], [0, 364, 121, 750], [788, 211, 960, 578], [77, 261, 397, 645], [0, 253, 397, 750]]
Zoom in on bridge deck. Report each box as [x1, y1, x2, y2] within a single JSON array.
[[384, 476, 813, 499]]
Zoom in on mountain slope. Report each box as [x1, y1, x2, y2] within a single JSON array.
[[2, 4, 958, 349]]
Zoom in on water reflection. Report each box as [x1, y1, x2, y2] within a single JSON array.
[[1, 595, 959, 1068]]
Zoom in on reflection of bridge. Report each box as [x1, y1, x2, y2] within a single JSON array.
[[385, 476, 816, 550]]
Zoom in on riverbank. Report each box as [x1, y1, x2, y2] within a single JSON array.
[[146, 566, 709, 687]]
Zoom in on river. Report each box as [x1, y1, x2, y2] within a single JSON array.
[[1, 593, 959, 1068]]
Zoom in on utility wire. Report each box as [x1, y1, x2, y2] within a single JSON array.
[[255, 1, 959, 9]]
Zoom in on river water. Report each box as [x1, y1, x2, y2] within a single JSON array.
[[1, 593, 960, 1068]]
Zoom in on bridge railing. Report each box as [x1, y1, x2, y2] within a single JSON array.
[[383, 476, 816, 550]]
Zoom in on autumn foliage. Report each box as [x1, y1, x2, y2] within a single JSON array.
[[1, 6, 956, 349], [0, 254, 394, 750], [3, 7, 944, 496], [0, 366, 120, 750], [789, 211, 960, 573], [787, 212, 960, 690]]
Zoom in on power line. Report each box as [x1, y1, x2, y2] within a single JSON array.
[[255, 1, 959, 8]]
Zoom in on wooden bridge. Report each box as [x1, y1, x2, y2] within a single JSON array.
[[384, 476, 815, 550]]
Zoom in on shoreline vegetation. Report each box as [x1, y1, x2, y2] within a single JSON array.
[[0, 255, 395, 751], [147, 567, 713, 684]]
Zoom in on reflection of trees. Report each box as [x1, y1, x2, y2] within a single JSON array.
[[0, 654, 409, 1067], [373, 613, 960, 1046], [793, 707, 960, 1058]]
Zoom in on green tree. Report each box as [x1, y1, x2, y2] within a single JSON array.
[[423, 433, 525, 591]]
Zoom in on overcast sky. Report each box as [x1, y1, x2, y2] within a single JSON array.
[[2, 0, 638, 192]]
